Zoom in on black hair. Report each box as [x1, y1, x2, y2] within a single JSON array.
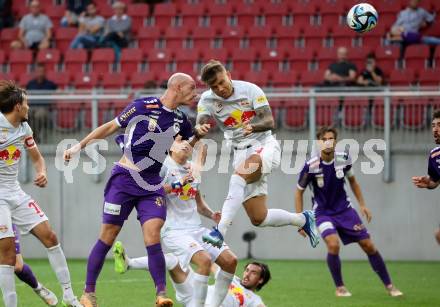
[[245, 262, 271, 291], [0, 80, 27, 114], [433, 110, 440, 121]]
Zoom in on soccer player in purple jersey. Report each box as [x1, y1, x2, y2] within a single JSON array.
[[412, 110, 440, 244], [63, 73, 210, 307], [12, 224, 58, 306], [295, 126, 403, 297]]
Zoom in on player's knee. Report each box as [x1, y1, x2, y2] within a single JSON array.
[[360, 240, 376, 255], [194, 253, 212, 274], [220, 252, 238, 272], [14, 261, 23, 273], [45, 230, 59, 247], [326, 241, 340, 254], [250, 215, 265, 226]]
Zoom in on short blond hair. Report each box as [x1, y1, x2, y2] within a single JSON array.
[[200, 60, 226, 85]]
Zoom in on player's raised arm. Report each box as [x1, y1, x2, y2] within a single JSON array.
[[27, 142, 48, 188], [194, 101, 212, 139], [63, 119, 120, 161], [347, 175, 372, 223], [196, 191, 220, 223], [412, 176, 440, 189]]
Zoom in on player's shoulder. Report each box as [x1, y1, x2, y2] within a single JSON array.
[[430, 146, 440, 158], [199, 88, 215, 101], [305, 155, 320, 171], [233, 79, 259, 91]]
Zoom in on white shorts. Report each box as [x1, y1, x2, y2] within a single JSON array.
[[162, 227, 229, 270], [232, 135, 281, 201], [0, 185, 48, 240]]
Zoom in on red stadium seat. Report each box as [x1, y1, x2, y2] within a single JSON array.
[[372, 99, 399, 129], [0, 50, 5, 65], [101, 72, 127, 90], [259, 48, 288, 73], [202, 48, 229, 62], [404, 45, 430, 70], [54, 27, 77, 53], [376, 46, 400, 72], [299, 70, 325, 87], [130, 71, 157, 88], [127, 3, 149, 31], [342, 99, 370, 129], [54, 102, 81, 131], [0, 72, 16, 82], [18, 73, 33, 88], [303, 26, 328, 50], [138, 27, 163, 50], [389, 69, 416, 86], [46, 5, 65, 26], [83, 101, 113, 129], [175, 49, 202, 74], [96, 3, 113, 18], [289, 48, 316, 72], [207, 2, 234, 28], [91, 49, 115, 73], [0, 28, 19, 49], [146, 49, 173, 72], [263, 2, 291, 28], [120, 48, 143, 73], [248, 26, 273, 50], [400, 99, 429, 129], [73, 73, 100, 89], [271, 71, 298, 88], [192, 27, 217, 50], [283, 99, 309, 130], [164, 26, 190, 50], [36, 49, 60, 72], [275, 26, 301, 49], [9, 50, 33, 75], [230, 49, 255, 72], [316, 47, 337, 71], [181, 3, 207, 28], [221, 26, 245, 52], [316, 99, 340, 126], [46, 71, 71, 89], [418, 69, 440, 86], [235, 2, 262, 28], [64, 49, 87, 73], [154, 2, 177, 29], [243, 71, 269, 87]]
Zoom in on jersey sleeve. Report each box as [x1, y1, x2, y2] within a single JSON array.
[[197, 95, 211, 117], [428, 156, 440, 183], [114, 99, 145, 128], [297, 163, 311, 190], [23, 122, 36, 149], [159, 164, 171, 183], [249, 83, 270, 109]]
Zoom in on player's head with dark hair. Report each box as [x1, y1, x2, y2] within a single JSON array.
[[241, 262, 271, 292], [0, 80, 29, 121], [432, 110, 440, 144], [316, 126, 338, 155], [200, 60, 233, 99]]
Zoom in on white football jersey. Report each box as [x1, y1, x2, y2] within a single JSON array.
[[0, 113, 35, 186], [160, 156, 202, 234], [197, 80, 272, 146], [207, 276, 264, 307]]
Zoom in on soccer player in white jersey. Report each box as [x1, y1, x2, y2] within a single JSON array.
[[111, 141, 238, 307], [194, 60, 319, 248], [113, 244, 270, 307], [0, 81, 81, 307], [412, 110, 440, 244]]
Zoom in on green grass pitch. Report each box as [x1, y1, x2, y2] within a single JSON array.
[[11, 259, 440, 307]]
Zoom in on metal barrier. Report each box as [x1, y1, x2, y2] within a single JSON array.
[[26, 87, 440, 183]]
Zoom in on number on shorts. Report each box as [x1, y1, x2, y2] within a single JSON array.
[[28, 201, 45, 217]]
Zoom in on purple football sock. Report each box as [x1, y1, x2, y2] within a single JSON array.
[[85, 239, 111, 293], [146, 243, 166, 295], [368, 252, 392, 286], [15, 263, 38, 289], [327, 253, 344, 287]]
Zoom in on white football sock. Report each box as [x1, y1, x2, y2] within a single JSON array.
[[209, 270, 234, 307], [172, 270, 193, 306], [259, 209, 306, 227], [218, 174, 247, 236], [0, 265, 17, 307], [47, 244, 74, 300], [190, 272, 209, 307], [127, 253, 178, 271]]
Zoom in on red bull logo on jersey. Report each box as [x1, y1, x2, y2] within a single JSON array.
[[172, 183, 197, 201], [223, 110, 256, 128], [229, 284, 245, 306], [0, 145, 21, 166]]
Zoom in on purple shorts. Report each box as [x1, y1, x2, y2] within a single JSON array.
[[13, 224, 21, 254], [316, 207, 370, 245], [102, 165, 167, 226]]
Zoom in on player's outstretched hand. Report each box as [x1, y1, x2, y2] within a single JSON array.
[[360, 206, 372, 223], [211, 211, 221, 224], [34, 172, 47, 188], [63, 143, 81, 161], [242, 120, 253, 136], [171, 135, 191, 153], [412, 176, 431, 188], [195, 123, 211, 138]]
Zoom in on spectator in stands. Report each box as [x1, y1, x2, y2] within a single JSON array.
[[70, 2, 105, 49], [61, 0, 91, 27], [26, 63, 58, 143], [26, 63, 58, 91], [99, 1, 132, 61], [357, 53, 384, 87], [0, 0, 13, 30], [390, 0, 439, 65], [10, 0, 52, 50], [323, 47, 357, 87]]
